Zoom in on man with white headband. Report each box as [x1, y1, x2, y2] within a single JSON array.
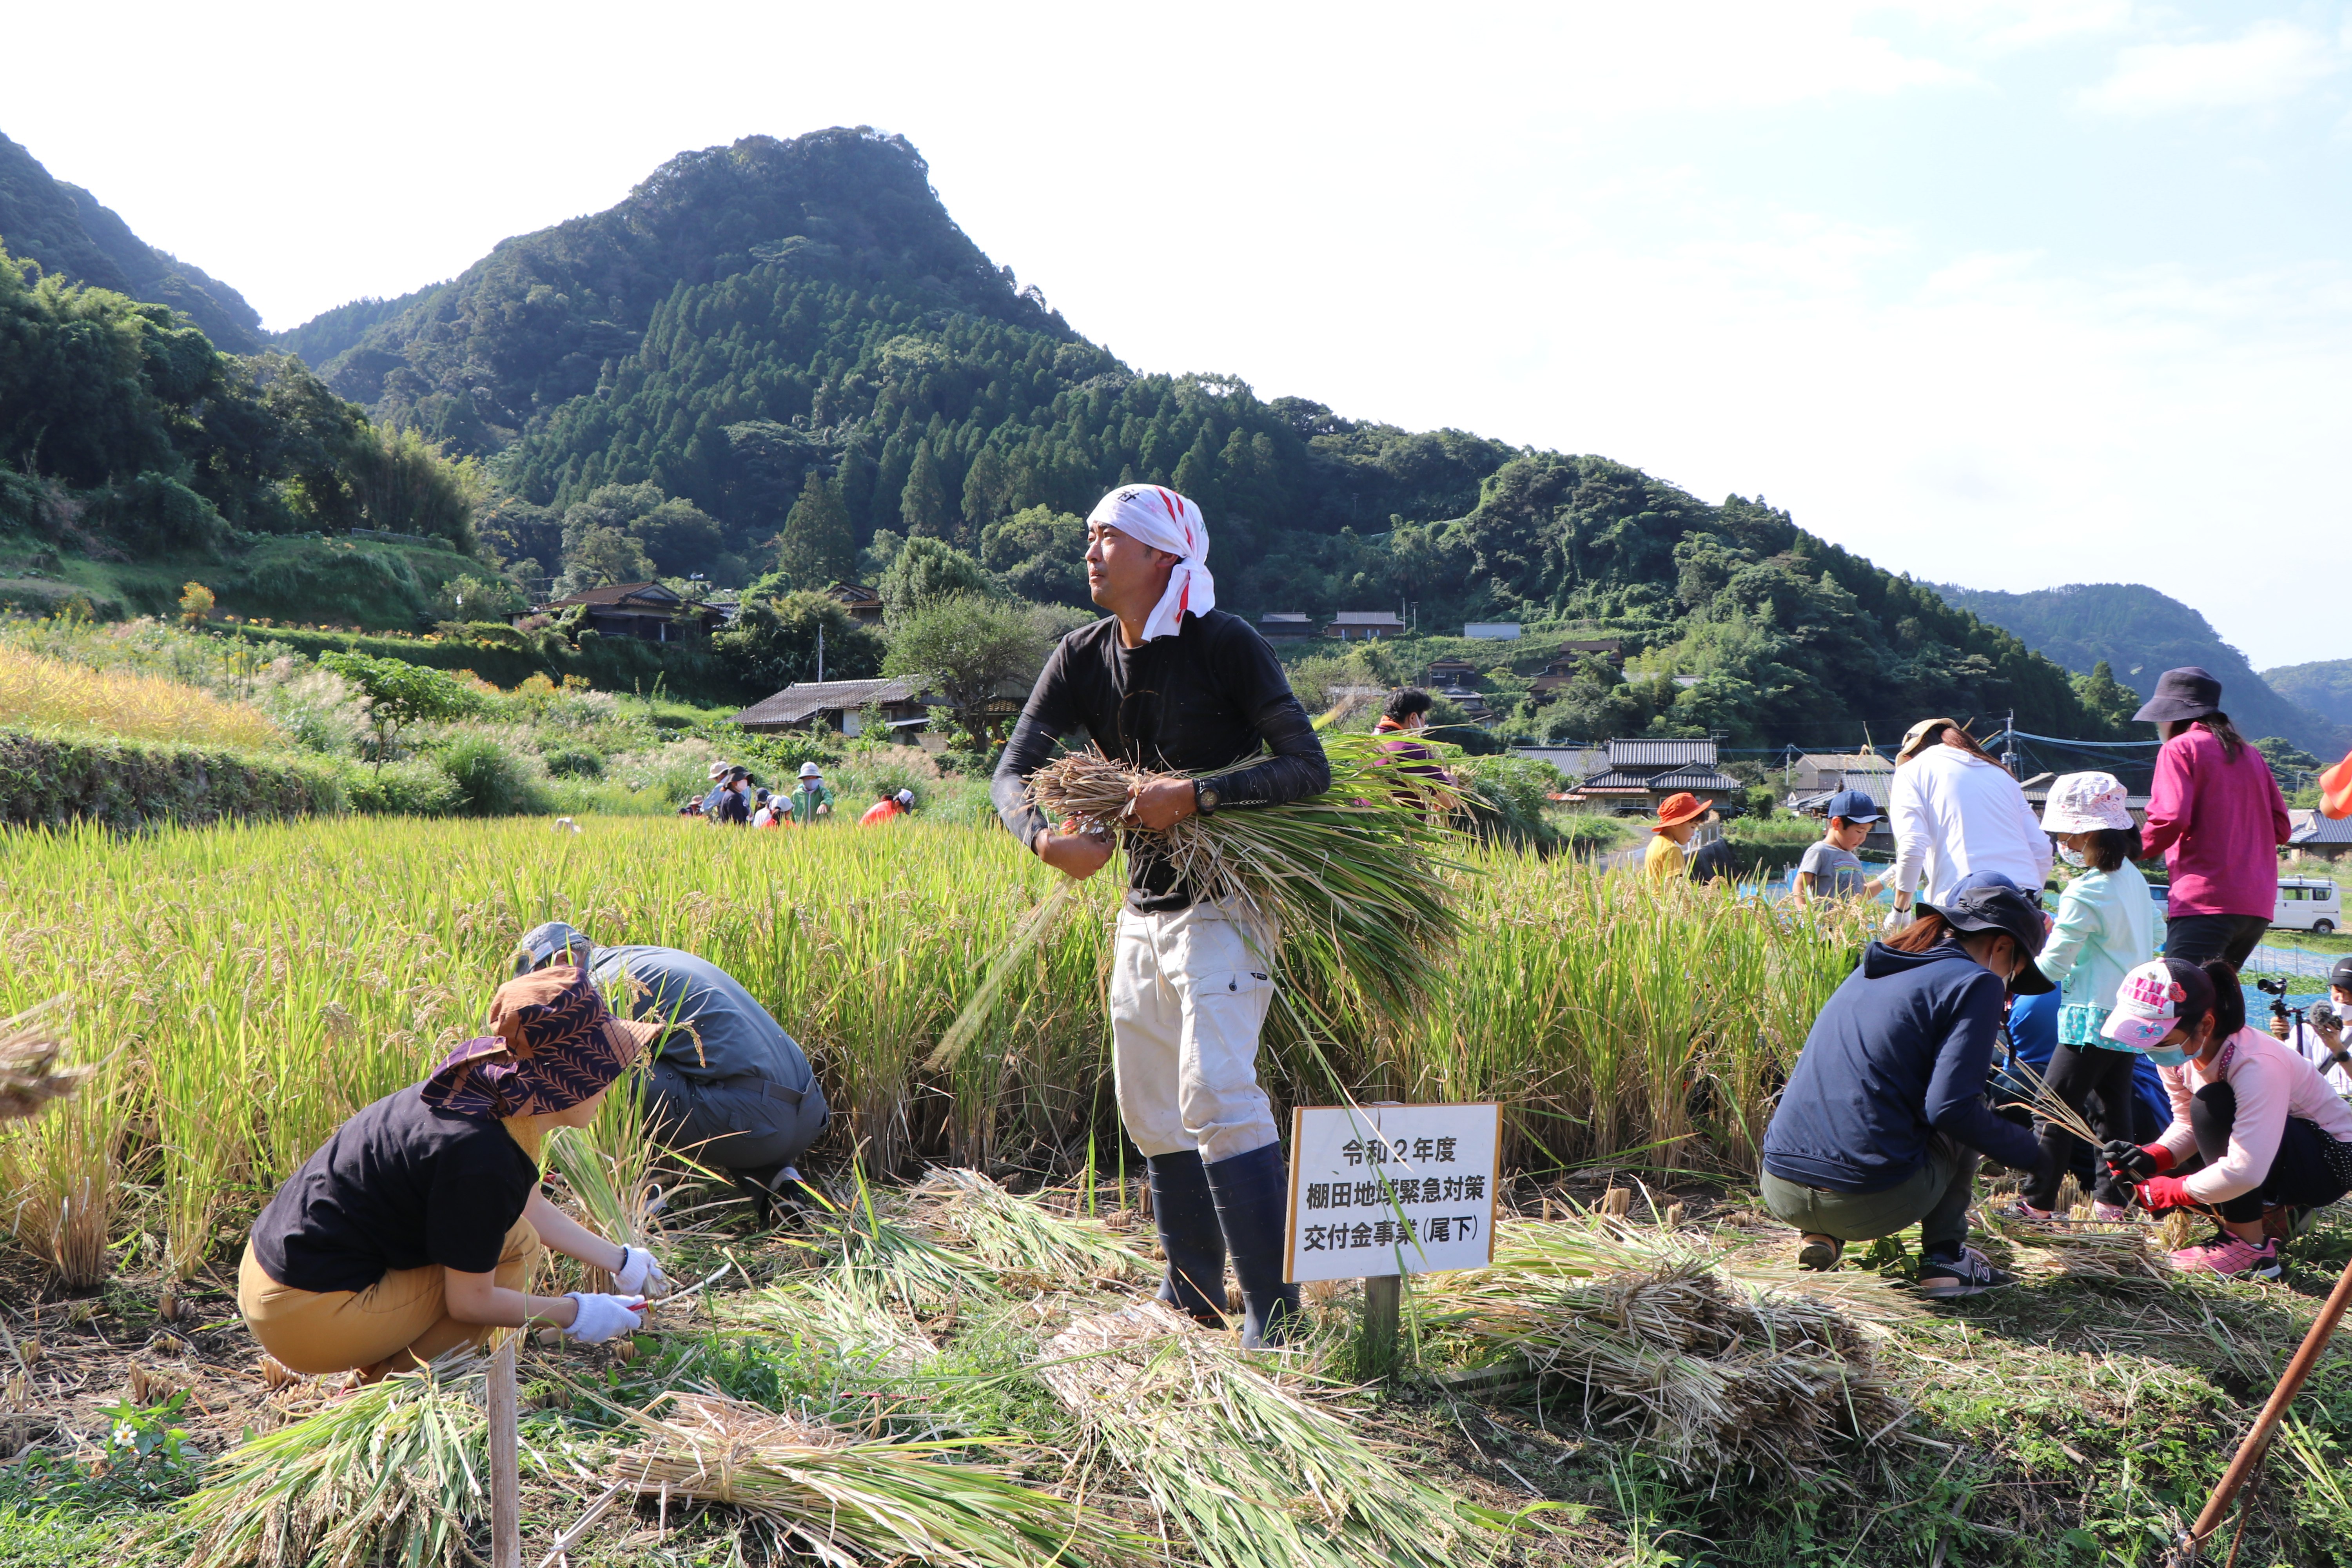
[[993, 484, 1329, 1348]]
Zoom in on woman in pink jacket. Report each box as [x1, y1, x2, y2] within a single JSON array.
[[2134, 666, 2291, 969], [2100, 957, 2352, 1278]]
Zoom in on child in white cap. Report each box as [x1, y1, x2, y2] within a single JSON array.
[[2004, 772, 2157, 1222], [2101, 956, 2352, 1277]]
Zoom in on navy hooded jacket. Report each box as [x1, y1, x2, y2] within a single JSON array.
[[1762, 938, 2043, 1193]]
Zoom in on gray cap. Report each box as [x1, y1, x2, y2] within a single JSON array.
[[513, 920, 593, 978]]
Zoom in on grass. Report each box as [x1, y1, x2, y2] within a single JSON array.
[[0, 645, 282, 750]]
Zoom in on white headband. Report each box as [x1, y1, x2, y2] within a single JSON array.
[[1087, 485, 1212, 642]]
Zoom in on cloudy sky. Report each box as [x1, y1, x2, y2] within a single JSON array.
[[9, 2, 2348, 668]]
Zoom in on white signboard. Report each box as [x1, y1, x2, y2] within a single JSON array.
[[1284, 1103, 1500, 1283]]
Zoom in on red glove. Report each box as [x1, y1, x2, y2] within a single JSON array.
[[2134, 1175, 2193, 1212], [2141, 1143, 2176, 1174]]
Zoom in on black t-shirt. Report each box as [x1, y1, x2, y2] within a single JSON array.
[[991, 609, 1330, 910], [249, 1085, 541, 1293]]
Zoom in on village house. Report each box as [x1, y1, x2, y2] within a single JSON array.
[[533, 581, 725, 642], [1527, 641, 1626, 692], [1560, 739, 1742, 815], [1325, 610, 1406, 641], [825, 582, 885, 626], [732, 677, 928, 738], [1258, 612, 1315, 641]]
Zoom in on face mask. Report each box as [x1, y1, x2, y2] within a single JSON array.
[[2058, 846, 2086, 867], [2141, 1046, 2190, 1068]]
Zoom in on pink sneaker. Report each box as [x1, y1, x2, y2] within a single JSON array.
[[2168, 1232, 2281, 1280]]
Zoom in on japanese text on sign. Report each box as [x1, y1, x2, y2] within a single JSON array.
[[1285, 1103, 1499, 1283]]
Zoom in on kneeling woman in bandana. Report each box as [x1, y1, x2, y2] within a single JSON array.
[[2099, 957, 2352, 1279], [238, 967, 670, 1380], [994, 485, 1330, 1348]]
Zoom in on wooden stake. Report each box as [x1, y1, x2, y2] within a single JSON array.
[[1363, 1274, 1400, 1377], [489, 1334, 521, 1568], [2172, 1251, 2352, 1564]]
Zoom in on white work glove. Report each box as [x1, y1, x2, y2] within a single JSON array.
[[1880, 904, 1913, 934], [613, 1245, 669, 1298], [562, 1292, 647, 1343]]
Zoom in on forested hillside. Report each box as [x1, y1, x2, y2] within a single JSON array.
[[2264, 660, 2352, 731], [0, 132, 262, 352], [1937, 583, 2345, 755]]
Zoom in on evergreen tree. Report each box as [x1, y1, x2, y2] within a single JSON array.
[[901, 441, 951, 539], [2071, 660, 2141, 738], [775, 469, 856, 589], [961, 445, 1009, 535]]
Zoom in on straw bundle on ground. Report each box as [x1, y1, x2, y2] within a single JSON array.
[[1023, 733, 1464, 1027], [912, 1167, 1154, 1288], [608, 1391, 1114, 1568], [180, 1355, 490, 1568], [1982, 1213, 2168, 1288], [1040, 1299, 1508, 1568], [1419, 1224, 1904, 1481], [0, 998, 84, 1123]]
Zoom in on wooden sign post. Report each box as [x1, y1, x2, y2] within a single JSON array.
[[1285, 1103, 1501, 1376], [489, 1334, 521, 1568]]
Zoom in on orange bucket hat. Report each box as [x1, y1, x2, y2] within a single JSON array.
[[1653, 791, 1712, 831]]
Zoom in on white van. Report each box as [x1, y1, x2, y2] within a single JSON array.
[[2274, 878, 2342, 935]]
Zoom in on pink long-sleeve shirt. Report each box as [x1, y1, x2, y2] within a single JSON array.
[[2139, 726, 2290, 919], [2158, 1028, 2352, 1204]]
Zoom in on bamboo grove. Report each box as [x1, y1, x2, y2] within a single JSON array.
[[0, 818, 1875, 1286]]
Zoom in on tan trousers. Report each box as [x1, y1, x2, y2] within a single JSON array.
[[238, 1216, 540, 1381]]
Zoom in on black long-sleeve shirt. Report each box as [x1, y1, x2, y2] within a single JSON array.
[[993, 609, 1331, 911]]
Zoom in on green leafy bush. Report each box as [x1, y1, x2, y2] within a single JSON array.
[[0, 727, 343, 829], [542, 745, 605, 779], [436, 735, 551, 817], [341, 758, 460, 816]]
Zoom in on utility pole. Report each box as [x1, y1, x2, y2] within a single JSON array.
[[817, 624, 825, 685]]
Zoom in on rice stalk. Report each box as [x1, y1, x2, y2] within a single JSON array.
[[606, 1391, 1118, 1568], [0, 998, 85, 1122], [817, 1166, 1001, 1310], [911, 1167, 1154, 1287], [1040, 1299, 1512, 1568], [1020, 733, 1465, 1034], [1980, 1211, 2167, 1288], [178, 1353, 490, 1568], [0, 1035, 125, 1288], [1415, 1220, 1906, 1481], [1997, 1060, 2101, 1147]]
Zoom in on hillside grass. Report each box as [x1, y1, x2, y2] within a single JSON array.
[[0, 645, 283, 750]]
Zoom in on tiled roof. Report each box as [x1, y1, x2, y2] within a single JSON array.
[[733, 678, 918, 728], [1604, 739, 1719, 768], [2292, 809, 2352, 845], [545, 581, 679, 609]]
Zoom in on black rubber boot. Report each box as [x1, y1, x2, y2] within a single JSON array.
[[1203, 1142, 1300, 1349], [1147, 1151, 1229, 1325]]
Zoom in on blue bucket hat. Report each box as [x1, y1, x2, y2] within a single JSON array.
[[513, 920, 593, 978]]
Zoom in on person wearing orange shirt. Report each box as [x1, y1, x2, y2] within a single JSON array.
[[858, 788, 915, 826]]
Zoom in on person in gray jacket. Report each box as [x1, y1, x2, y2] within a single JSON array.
[[513, 922, 826, 1221]]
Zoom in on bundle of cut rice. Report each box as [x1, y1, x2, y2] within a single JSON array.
[[912, 1167, 1155, 1289], [1417, 1223, 1906, 1482], [1040, 1299, 1512, 1568], [0, 998, 85, 1123], [609, 1391, 1118, 1568]]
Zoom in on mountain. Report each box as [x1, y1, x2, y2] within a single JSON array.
[[0, 131, 262, 353], [1935, 583, 2348, 755], [2264, 661, 2352, 734]]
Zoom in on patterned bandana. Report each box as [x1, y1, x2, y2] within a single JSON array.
[[1086, 485, 1211, 642], [420, 966, 658, 1120]]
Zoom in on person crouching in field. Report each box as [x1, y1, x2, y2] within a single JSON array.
[[1759, 879, 2057, 1298], [994, 483, 1330, 1348], [2003, 772, 2156, 1223], [2099, 958, 2352, 1278], [515, 922, 829, 1225], [238, 968, 667, 1381]]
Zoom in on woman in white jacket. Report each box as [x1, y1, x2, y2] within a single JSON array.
[[1887, 717, 2052, 919], [2006, 772, 2155, 1221]]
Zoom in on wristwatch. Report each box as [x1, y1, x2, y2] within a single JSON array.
[[1194, 779, 1221, 817]]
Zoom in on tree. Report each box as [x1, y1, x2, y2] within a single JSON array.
[[882, 592, 1058, 753], [711, 590, 884, 692], [2071, 661, 2141, 739], [900, 442, 951, 539], [978, 505, 1090, 609], [570, 526, 655, 587], [775, 469, 856, 590], [318, 652, 476, 769], [879, 536, 989, 620], [177, 582, 214, 627], [960, 445, 1009, 534]]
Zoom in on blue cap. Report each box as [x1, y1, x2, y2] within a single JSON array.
[[1824, 789, 1881, 823], [513, 920, 592, 977]]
